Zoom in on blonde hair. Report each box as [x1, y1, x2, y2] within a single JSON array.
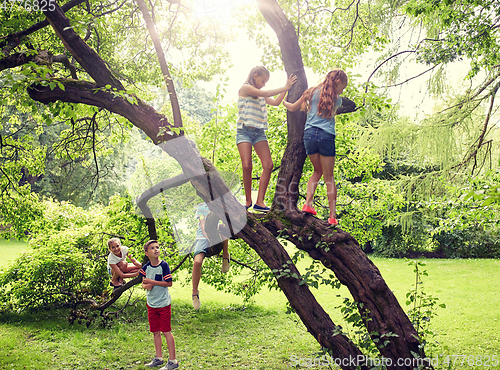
[[245, 66, 270, 88], [301, 69, 348, 119], [143, 239, 159, 253], [107, 237, 121, 249]]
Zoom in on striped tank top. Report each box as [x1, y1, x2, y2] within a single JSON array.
[[236, 94, 268, 130]]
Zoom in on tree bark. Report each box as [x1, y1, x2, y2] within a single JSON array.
[[255, 0, 429, 368], [238, 220, 367, 367]]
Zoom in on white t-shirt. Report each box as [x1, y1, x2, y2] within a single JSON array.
[[107, 245, 129, 270]]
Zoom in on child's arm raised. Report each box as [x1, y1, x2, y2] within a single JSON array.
[[265, 74, 298, 106], [283, 95, 305, 112], [239, 74, 297, 101], [127, 254, 142, 269]]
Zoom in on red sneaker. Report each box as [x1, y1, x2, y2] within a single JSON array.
[[302, 204, 317, 215], [328, 218, 338, 226]]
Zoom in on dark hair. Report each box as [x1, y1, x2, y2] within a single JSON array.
[[300, 69, 348, 119], [143, 239, 158, 253]]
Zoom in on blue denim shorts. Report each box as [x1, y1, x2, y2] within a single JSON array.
[[193, 237, 210, 257], [303, 128, 336, 157], [236, 125, 268, 146]]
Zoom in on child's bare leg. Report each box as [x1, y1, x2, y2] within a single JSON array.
[[115, 261, 139, 279], [133, 259, 142, 269], [222, 239, 229, 260], [320, 155, 337, 219], [254, 140, 273, 208], [111, 269, 121, 286], [153, 331, 163, 359], [221, 239, 230, 273], [122, 262, 141, 274], [192, 253, 205, 295], [305, 154, 323, 209], [237, 142, 253, 207], [164, 331, 176, 360]]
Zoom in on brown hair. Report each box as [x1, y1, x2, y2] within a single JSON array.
[[143, 239, 158, 253], [300, 69, 348, 119], [245, 66, 270, 88]]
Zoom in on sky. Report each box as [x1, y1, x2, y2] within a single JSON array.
[[191, 0, 475, 122]]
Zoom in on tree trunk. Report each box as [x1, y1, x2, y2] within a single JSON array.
[[256, 0, 429, 367]]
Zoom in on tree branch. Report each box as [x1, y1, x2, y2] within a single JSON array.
[[42, 3, 124, 89], [27, 79, 177, 143], [135, 0, 183, 129], [0, 0, 86, 55]]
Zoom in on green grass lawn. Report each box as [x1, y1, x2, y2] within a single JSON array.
[[1, 239, 499, 369], [0, 237, 29, 267]]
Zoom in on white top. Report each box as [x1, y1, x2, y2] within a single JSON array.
[[107, 245, 129, 270]]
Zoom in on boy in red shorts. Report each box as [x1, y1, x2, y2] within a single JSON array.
[[140, 240, 179, 369]]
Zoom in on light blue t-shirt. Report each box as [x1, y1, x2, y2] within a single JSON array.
[[139, 260, 172, 308], [195, 202, 210, 240], [304, 89, 343, 136]]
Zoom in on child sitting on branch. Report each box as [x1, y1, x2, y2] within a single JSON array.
[[107, 237, 142, 289]]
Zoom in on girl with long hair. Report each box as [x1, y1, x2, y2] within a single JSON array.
[[284, 69, 348, 225]]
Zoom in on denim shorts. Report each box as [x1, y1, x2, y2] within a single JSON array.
[[193, 237, 210, 257], [303, 128, 336, 157], [236, 125, 268, 146]]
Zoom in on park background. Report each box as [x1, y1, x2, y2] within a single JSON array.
[[1, 0, 500, 368]]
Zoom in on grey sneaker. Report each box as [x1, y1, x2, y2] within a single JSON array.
[[160, 360, 179, 370], [146, 357, 164, 367]]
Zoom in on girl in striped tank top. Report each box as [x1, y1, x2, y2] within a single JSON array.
[[237, 66, 296, 212]]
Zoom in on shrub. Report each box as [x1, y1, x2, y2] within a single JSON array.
[[371, 223, 430, 258], [432, 226, 500, 258], [0, 196, 148, 317]]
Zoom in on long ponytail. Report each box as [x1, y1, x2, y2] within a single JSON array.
[[318, 69, 347, 119], [299, 69, 347, 119]]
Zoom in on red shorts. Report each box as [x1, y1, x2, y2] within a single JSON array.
[[147, 304, 171, 333]]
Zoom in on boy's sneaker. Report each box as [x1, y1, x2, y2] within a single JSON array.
[[146, 357, 164, 367], [160, 360, 179, 370]]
